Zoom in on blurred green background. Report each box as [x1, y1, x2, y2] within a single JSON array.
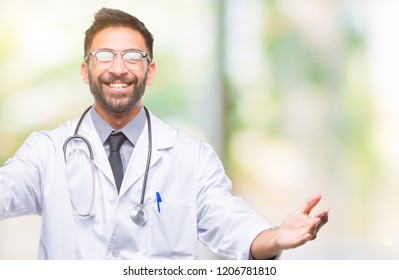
[[1, 0, 398, 259]]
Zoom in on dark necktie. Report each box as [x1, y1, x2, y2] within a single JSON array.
[[108, 132, 126, 193]]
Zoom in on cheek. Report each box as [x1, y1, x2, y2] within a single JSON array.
[[88, 68, 106, 84]]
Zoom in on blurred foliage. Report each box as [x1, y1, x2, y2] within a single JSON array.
[[0, 0, 398, 259]]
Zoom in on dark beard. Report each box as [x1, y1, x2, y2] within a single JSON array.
[[88, 71, 147, 114]]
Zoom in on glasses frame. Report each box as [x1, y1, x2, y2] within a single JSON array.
[[85, 49, 151, 69]]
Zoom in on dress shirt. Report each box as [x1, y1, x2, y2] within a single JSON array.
[[90, 106, 147, 173]]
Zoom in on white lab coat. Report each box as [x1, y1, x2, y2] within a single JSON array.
[[0, 110, 272, 259]]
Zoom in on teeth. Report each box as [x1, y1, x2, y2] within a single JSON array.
[[109, 83, 128, 88]]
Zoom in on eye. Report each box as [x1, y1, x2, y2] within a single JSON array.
[[123, 52, 143, 63], [94, 51, 114, 62]]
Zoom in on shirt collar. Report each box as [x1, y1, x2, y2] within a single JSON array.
[[90, 106, 147, 146]]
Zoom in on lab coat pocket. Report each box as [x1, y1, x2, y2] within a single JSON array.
[[147, 199, 198, 259]]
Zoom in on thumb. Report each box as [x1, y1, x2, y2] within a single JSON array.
[[299, 193, 322, 215]]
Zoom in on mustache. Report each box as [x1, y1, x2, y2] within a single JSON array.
[[99, 75, 138, 84]]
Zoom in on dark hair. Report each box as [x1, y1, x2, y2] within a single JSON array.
[[84, 7, 154, 60]]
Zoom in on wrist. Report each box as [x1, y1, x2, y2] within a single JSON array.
[[250, 228, 282, 260]]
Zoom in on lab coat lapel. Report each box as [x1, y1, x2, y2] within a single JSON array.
[[120, 112, 173, 196], [77, 112, 115, 185]]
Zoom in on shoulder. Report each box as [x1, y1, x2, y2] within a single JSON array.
[[148, 110, 214, 153], [34, 119, 78, 143], [17, 119, 78, 156]]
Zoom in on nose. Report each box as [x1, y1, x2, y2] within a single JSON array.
[[109, 54, 128, 75]]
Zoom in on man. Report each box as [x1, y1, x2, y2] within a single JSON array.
[[0, 7, 328, 259]]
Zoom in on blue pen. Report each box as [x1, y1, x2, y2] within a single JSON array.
[[156, 192, 162, 213]]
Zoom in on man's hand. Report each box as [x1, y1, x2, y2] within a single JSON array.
[[275, 192, 329, 249], [250, 193, 329, 259]]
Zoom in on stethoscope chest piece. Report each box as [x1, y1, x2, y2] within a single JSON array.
[[130, 205, 148, 226], [65, 106, 153, 223]]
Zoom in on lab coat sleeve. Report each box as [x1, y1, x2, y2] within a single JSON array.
[[196, 142, 273, 260], [0, 131, 51, 218]]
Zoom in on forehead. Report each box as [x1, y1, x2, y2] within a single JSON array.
[[90, 26, 147, 52]]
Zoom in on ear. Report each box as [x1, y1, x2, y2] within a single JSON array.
[[80, 62, 90, 84], [145, 62, 156, 85]]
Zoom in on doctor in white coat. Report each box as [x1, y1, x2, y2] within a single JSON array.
[[0, 8, 328, 260]]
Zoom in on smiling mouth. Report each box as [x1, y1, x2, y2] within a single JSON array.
[[106, 82, 131, 89]]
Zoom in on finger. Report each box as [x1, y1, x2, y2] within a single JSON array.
[[314, 210, 329, 230], [299, 193, 322, 215], [319, 213, 329, 225], [317, 214, 328, 230], [310, 232, 320, 240], [315, 208, 329, 219], [297, 218, 321, 241], [293, 233, 314, 247], [311, 214, 328, 239], [288, 220, 321, 248]]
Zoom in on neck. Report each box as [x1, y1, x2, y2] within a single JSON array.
[[93, 103, 142, 130]]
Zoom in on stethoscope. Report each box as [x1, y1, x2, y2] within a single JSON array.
[[63, 106, 152, 226]]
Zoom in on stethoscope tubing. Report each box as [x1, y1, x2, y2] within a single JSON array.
[[140, 107, 152, 206], [63, 105, 152, 220]]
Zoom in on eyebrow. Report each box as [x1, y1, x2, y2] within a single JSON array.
[[96, 48, 145, 53]]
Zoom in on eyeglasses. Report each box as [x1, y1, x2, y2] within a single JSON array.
[[86, 49, 151, 70]]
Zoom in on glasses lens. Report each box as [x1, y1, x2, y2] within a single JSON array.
[[94, 51, 114, 62], [123, 51, 143, 64]]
